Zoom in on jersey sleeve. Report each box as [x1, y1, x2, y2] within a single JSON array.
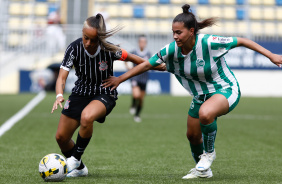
[[113, 49, 128, 61], [210, 36, 238, 59], [60, 45, 76, 71], [148, 46, 168, 67]]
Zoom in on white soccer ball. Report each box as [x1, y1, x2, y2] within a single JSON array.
[[39, 153, 68, 182]]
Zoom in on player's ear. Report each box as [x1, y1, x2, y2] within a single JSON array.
[[190, 28, 195, 35]]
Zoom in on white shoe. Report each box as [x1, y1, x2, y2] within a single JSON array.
[[67, 165, 88, 177], [129, 107, 136, 115], [196, 150, 216, 171], [182, 168, 213, 179], [66, 156, 81, 173], [134, 116, 142, 123]]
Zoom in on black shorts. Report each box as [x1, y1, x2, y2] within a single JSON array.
[[61, 93, 116, 123], [131, 80, 147, 91]]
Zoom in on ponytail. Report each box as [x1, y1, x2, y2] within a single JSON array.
[[173, 4, 217, 34], [84, 14, 123, 52]]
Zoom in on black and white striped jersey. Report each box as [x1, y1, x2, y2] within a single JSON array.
[[60, 38, 126, 98], [131, 48, 151, 84]]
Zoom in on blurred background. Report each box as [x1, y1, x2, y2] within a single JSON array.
[[0, 0, 282, 96]]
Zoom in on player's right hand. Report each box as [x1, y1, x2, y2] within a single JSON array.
[[51, 96, 65, 113]]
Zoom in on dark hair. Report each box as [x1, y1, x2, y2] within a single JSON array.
[[173, 4, 217, 35], [84, 14, 123, 52], [138, 34, 147, 40]]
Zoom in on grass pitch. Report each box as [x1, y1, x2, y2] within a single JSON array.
[[0, 93, 281, 184]]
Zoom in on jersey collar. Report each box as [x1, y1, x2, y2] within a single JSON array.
[[83, 44, 101, 58]]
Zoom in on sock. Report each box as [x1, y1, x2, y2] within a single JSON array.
[[200, 119, 217, 153], [135, 100, 142, 116], [62, 146, 75, 158], [72, 133, 92, 161], [131, 98, 137, 108], [190, 143, 204, 163], [62, 144, 85, 170]]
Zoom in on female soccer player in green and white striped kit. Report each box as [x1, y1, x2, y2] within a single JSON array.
[[103, 4, 282, 179]]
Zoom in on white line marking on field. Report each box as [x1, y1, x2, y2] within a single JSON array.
[[0, 91, 46, 138]]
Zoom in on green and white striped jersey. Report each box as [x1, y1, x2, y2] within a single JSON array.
[[149, 34, 239, 96]]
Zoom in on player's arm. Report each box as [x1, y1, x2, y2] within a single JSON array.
[[236, 37, 282, 67], [124, 62, 131, 71], [51, 69, 69, 113], [124, 52, 166, 71], [103, 60, 154, 91]]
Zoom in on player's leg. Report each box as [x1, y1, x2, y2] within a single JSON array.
[[56, 114, 79, 152], [196, 94, 229, 171], [130, 80, 139, 115], [72, 100, 106, 161], [186, 115, 203, 163], [132, 85, 142, 122], [135, 89, 145, 116], [68, 96, 115, 172], [134, 86, 146, 122], [55, 114, 87, 174], [183, 115, 213, 179]]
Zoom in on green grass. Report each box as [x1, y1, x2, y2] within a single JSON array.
[[0, 93, 282, 184], [0, 93, 35, 125]]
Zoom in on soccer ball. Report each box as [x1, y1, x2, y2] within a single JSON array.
[[39, 153, 68, 182]]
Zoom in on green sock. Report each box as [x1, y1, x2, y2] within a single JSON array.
[[190, 143, 204, 163], [200, 119, 217, 153]]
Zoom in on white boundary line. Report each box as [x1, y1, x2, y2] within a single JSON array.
[[0, 91, 46, 138]]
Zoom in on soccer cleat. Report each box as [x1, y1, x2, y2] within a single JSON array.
[[130, 107, 136, 115], [67, 165, 88, 177], [134, 116, 142, 123], [182, 168, 213, 179], [196, 150, 216, 171], [66, 156, 81, 173]]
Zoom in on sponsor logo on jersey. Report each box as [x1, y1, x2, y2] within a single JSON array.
[[196, 58, 205, 68], [212, 36, 217, 40], [99, 61, 108, 71], [218, 37, 232, 43], [64, 100, 70, 109]]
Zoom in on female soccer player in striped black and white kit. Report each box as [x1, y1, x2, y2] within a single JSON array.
[[103, 4, 282, 179], [51, 14, 164, 178]]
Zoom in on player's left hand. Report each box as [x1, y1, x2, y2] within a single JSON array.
[[269, 54, 282, 68], [102, 76, 121, 91]]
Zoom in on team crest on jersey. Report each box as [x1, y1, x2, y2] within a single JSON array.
[[99, 61, 108, 71], [64, 100, 70, 109], [196, 58, 205, 68], [190, 101, 194, 109]]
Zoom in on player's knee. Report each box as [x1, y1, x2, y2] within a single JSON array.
[[55, 133, 68, 145], [80, 113, 94, 129], [199, 108, 214, 124], [133, 94, 140, 99], [186, 132, 201, 144]]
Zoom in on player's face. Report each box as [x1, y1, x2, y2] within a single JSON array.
[[138, 37, 147, 51], [82, 27, 99, 53], [172, 22, 194, 47]]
